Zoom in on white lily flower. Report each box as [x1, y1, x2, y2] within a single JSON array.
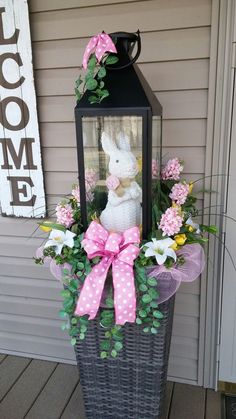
[[185, 217, 201, 234], [44, 229, 76, 255], [144, 238, 177, 265]]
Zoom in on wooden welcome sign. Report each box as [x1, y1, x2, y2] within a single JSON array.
[[0, 1, 46, 218]]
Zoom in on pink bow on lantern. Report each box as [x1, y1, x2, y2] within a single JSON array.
[[82, 32, 117, 69], [74, 221, 140, 325]]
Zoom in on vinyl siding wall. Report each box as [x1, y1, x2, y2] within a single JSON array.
[[0, 0, 213, 385]]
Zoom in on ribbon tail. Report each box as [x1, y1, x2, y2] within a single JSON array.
[[112, 260, 136, 325], [74, 258, 110, 319]]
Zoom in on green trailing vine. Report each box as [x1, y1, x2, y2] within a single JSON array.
[[75, 53, 119, 105]]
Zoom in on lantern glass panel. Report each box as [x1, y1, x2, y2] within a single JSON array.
[[82, 115, 143, 221]]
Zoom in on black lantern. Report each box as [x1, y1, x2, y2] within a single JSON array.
[[75, 31, 162, 238]]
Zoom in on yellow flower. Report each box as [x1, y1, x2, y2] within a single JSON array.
[[174, 233, 187, 246], [39, 222, 52, 233], [170, 241, 178, 250], [137, 157, 142, 172], [188, 182, 194, 194], [187, 225, 194, 232]]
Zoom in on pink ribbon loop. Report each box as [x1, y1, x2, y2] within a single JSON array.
[[82, 32, 117, 69], [74, 221, 140, 325]]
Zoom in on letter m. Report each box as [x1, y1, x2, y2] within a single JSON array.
[[0, 138, 37, 170]]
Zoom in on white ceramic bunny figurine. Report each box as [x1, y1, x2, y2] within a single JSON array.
[[100, 131, 142, 233]]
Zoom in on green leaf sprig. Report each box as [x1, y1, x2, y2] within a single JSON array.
[[75, 53, 119, 105]]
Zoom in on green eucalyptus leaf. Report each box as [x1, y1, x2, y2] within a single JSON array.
[[101, 340, 111, 351], [80, 325, 87, 333], [79, 333, 85, 340], [147, 277, 158, 286], [87, 55, 97, 69], [58, 309, 67, 318], [105, 55, 119, 65], [148, 288, 159, 299], [139, 284, 148, 292], [153, 320, 161, 328], [153, 310, 163, 319], [97, 67, 106, 78], [139, 309, 147, 318], [100, 351, 108, 359], [71, 337, 76, 345], [143, 326, 150, 333], [71, 317, 78, 325], [111, 349, 118, 358], [86, 78, 98, 91], [151, 327, 158, 334], [150, 301, 158, 308], [136, 318, 142, 325], [114, 342, 123, 351], [142, 294, 152, 304]]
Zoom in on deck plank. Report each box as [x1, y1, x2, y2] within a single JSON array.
[[25, 363, 79, 419], [169, 383, 206, 419], [0, 359, 56, 419], [0, 356, 31, 401], [160, 381, 174, 419], [205, 389, 222, 419], [0, 354, 6, 364], [60, 382, 86, 419]]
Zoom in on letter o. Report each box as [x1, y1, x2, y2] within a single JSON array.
[[0, 96, 29, 130]]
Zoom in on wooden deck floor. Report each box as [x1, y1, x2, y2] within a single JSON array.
[[0, 354, 222, 419]]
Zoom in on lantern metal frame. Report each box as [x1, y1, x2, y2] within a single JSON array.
[[75, 33, 162, 239]]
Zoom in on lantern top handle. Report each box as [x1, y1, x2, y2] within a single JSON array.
[[106, 30, 141, 70]]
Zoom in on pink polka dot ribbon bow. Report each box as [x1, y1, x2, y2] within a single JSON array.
[[82, 32, 117, 70], [74, 221, 140, 325]]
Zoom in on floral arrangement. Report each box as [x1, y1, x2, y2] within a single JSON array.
[[75, 32, 119, 104], [35, 157, 217, 359]]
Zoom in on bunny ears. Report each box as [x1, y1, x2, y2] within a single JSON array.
[[101, 131, 131, 155]]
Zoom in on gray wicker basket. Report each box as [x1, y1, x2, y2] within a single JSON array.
[[74, 296, 175, 419]]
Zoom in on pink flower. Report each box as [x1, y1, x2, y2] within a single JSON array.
[[71, 186, 94, 203], [85, 168, 98, 191], [161, 158, 183, 180], [152, 159, 158, 178], [169, 182, 189, 205], [56, 204, 74, 228], [159, 207, 183, 236], [106, 175, 120, 190]]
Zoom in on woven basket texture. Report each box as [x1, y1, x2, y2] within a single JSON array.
[[74, 297, 175, 419]]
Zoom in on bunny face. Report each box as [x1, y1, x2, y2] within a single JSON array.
[[101, 131, 138, 179]]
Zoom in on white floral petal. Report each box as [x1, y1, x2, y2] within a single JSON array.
[[50, 230, 65, 240], [145, 248, 156, 258], [165, 248, 177, 261], [44, 240, 57, 249], [64, 238, 74, 248], [155, 253, 167, 265], [55, 243, 64, 255], [162, 238, 175, 248]]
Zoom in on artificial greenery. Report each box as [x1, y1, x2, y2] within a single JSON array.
[[75, 53, 119, 105]]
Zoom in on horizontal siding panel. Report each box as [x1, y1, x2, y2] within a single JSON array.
[[0, 217, 43, 237], [0, 314, 67, 340], [168, 357, 198, 381], [0, 237, 44, 259], [33, 28, 210, 69], [35, 59, 209, 96], [172, 315, 199, 339], [159, 90, 208, 119], [175, 293, 199, 318], [42, 146, 205, 173], [0, 257, 54, 280], [30, 1, 211, 42], [0, 277, 62, 300], [39, 119, 206, 148], [0, 331, 75, 361], [38, 90, 207, 122], [0, 295, 61, 319], [30, 0, 140, 12], [170, 336, 198, 360]]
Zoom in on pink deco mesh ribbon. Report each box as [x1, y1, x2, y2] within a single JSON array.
[[74, 221, 140, 325], [36, 247, 72, 281], [82, 32, 117, 69], [147, 244, 205, 304]]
